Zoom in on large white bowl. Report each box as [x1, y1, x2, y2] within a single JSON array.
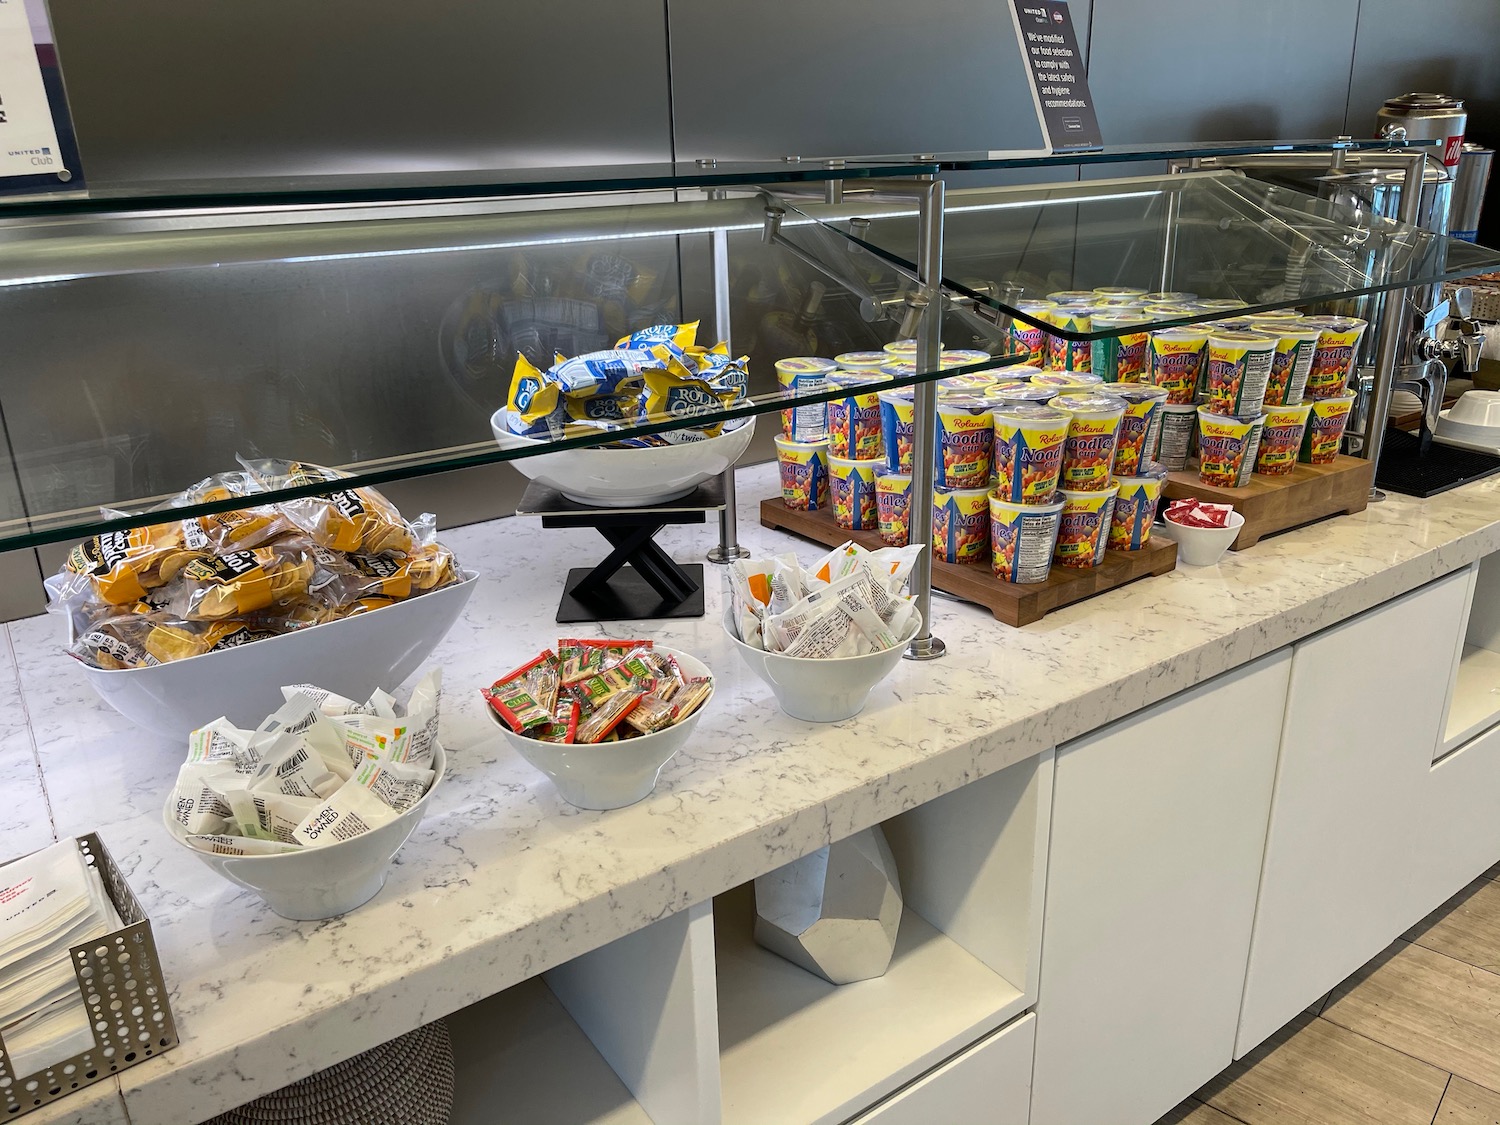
[[79, 573, 478, 741], [1157, 510, 1244, 566], [1436, 391, 1500, 453], [723, 610, 920, 723], [490, 413, 756, 507], [163, 743, 446, 920], [487, 646, 711, 810]]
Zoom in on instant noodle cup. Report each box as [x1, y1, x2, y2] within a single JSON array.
[[1198, 298, 1248, 311], [1093, 286, 1148, 299], [1144, 291, 1197, 303], [1091, 316, 1151, 382], [878, 388, 916, 472], [1154, 402, 1198, 471], [990, 493, 1065, 583], [1055, 485, 1120, 569], [826, 371, 889, 460], [1254, 402, 1312, 477], [1108, 466, 1168, 551], [1048, 290, 1097, 304], [835, 350, 892, 370], [933, 487, 990, 564], [829, 456, 882, 531], [991, 383, 1060, 407], [1304, 317, 1367, 399], [1203, 330, 1277, 416], [942, 349, 992, 369], [1261, 323, 1323, 407], [940, 373, 1000, 393], [880, 360, 918, 381], [1033, 371, 1103, 388], [875, 469, 913, 546], [1008, 302, 1057, 365], [1234, 417, 1265, 488], [934, 398, 994, 489], [1299, 391, 1356, 464], [1247, 311, 1304, 324], [1053, 392, 1126, 492], [1108, 383, 1170, 478], [992, 404, 1069, 504], [775, 436, 830, 510], [1195, 409, 1263, 488], [775, 356, 835, 440], [1146, 328, 1209, 404], [1046, 307, 1094, 371], [883, 338, 919, 357]]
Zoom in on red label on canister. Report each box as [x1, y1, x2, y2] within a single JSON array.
[[1444, 134, 1465, 167]]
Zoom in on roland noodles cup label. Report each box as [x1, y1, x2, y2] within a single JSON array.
[[1254, 403, 1312, 477], [878, 388, 916, 473], [826, 371, 888, 461], [992, 404, 1069, 504], [1299, 391, 1357, 465], [1196, 409, 1263, 488], [875, 470, 913, 546], [1108, 467, 1168, 551], [1153, 402, 1199, 472], [1262, 324, 1322, 407], [934, 398, 994, 489], [774, 436, 830, 510], [1107, 383, 1169, 478], [1008, 302, 1056, 365], [1046, 307, 1094, 371], [1053, 392, 1126, 492], [933, 487, 991, 564], [828, 456, 882, 531], [1304, 317, 1368, 399], [990, 493, 1065, 583], [774, 357, 835, 441], [1091, 321, 1151, 383], [1146, 329, 1209, 404], [1055, 485, 1120, 569], [1204, 330, 1277, 417]]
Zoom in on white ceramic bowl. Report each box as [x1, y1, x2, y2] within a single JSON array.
[[723, 610, 920, 723], [487, 646, 711, 810], [490, 413, 756, 507], [1158, 510, 1245, 566], [163, 743, 446, 920], [78, 573, 478, 741], [1436, 391, 1500, 453]]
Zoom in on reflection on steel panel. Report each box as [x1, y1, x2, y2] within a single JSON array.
[[46, 0, 674, 183], [668, 0, 1047, 161], [1345, 0, 1500, 131]]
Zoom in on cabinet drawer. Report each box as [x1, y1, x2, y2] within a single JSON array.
[[848, 1013, 1035, 1125]]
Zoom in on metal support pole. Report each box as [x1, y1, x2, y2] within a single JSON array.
[[1360, 150, 1428, 495], [905, 176, 947, 662], [706, 223, 750, 564]]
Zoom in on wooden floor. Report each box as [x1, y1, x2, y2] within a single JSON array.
[[1159, 860, 1500, 1125]]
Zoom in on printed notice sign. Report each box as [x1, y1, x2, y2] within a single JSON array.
[[1009, 0, 1101, 152], [0, 0, 80, 190]]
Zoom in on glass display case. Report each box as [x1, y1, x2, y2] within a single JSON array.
[[2, 139, 1496, 649]]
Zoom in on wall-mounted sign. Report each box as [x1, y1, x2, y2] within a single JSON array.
[[1009, 0, 1101, 152], [0, 0, 82, 193]]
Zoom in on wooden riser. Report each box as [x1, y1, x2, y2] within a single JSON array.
[[1162, 455, 1374, 550], [759, 499, 1178, 627]]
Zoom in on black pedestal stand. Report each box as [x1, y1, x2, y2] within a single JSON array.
[[515, 479, 725, 623]]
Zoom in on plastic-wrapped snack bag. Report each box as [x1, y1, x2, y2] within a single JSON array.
[[239, 458, 415, 556], [170, 543, 317, 621]]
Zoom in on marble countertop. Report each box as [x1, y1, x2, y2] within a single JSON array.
[[7, 461, 1500, 1125]]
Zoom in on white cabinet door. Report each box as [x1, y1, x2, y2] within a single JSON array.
[[1030, 652, 1291, 1125], [1236, 569, 1473, 1057], [848, 1013, 1034, 1125]]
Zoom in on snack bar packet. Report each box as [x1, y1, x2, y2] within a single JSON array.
[[249, 735, 343, 800], [222, 787, 276, 840], [187, 717, 261, 771], [777, 596, 898, 658], [184, 835, 300, 857], [1164, 499, 1234, 528], [532, 698, 581, 744], [292, 780, 402, 848], [575, 689, 645, 744], [621, 691, 678, 736], [254, 694, 357, 780], [352, 757, 434, 812], [340, 716, 414, 768], [168, 761, 237, 835], [280, 684, 379, 717], [216, 788, 321, 845], [238, 458, 414, 556], [402, 668, 443, 767]]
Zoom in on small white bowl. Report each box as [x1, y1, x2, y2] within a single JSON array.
[[74, 573, 478, 742], [1158, 510, 1245, 566], [164, 743, 446, 921], [487, 646, 711, 810], [723, 610, 919, 723], [490, 413, 756, 507], [1445, 389, 1500, 428]]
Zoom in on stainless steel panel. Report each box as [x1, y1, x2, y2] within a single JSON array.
[[1087, 0, 1360, 144], [46, 0, 674, 183], [667, 0, 1048, 161]]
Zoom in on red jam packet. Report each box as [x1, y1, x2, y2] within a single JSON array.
[[1164, 499, 1234, 528]]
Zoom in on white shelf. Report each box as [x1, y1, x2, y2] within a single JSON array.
[[447, 977, 651, 1125], [1442, 644, 1500, 753], [715, 882, 1027, 1125]]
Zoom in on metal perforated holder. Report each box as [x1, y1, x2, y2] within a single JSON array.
[[0, 834, 178, 1119]]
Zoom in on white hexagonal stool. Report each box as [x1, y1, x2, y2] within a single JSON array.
[[752, 826, 903, 985]]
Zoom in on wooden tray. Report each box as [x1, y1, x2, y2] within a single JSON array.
[[1162, 454, 1374, 550], [759, 499, 1178, 627]]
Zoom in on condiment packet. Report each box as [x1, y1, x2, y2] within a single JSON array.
[[1164, 499, 1234, 528], [341, 716, 413, 768], [575, 689, 645, 743], [352, 757, 435, 812], [186, 718, 260, 771], [483, 652, 558, 732], [168, 761, 238, 835], [249, 737, 343, 800], [279, 683, 379, 717], [292, 780, 402, 848], [532, 698, 580, 744]]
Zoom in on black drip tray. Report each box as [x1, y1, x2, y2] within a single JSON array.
[[1377, 427, 1500, 498]]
